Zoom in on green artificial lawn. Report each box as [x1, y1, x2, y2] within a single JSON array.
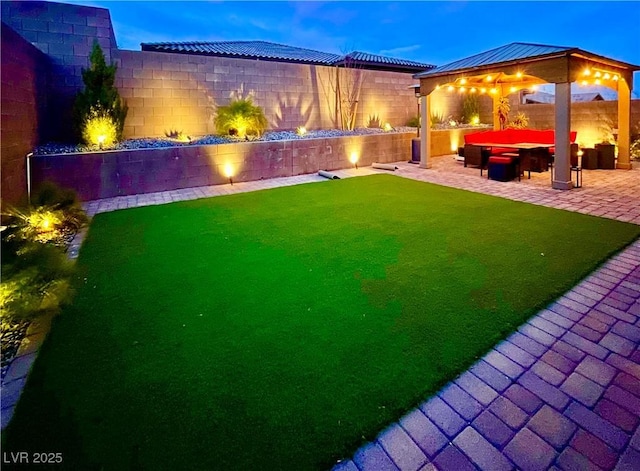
[[4, 174, 640, 470]]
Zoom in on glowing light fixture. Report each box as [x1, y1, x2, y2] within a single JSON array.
[[349, 151, 359, 169], [510, 86, 517, 93], [383, 122, 393, 132], [516, 72, 523, 78], [583, 68, 591, 76], [97, 135, 106, 149], [486, 75, 493, 81], [594, 71, 602, 78], [613, 75, 619, 81], [459, 78, 467, 85], [595, 79, 601, 85], [480, 87, 487, 94], [435, 84, 441, 90], [490, 88, 497, 94], [224, 163, 234, 185], [581, 80, 588, 86], [604, 73, 611, 79], [471, 116, 480, 125], [470, 87, 477, 93], [531, 85, 539, 91], [447, 85, 454, 92], [459, 87, 466, 93], [296, 126, 307, 136]]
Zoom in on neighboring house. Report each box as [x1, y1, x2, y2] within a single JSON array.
[[522, 91, 604, 104]]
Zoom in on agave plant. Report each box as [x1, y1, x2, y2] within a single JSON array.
[[215, 97, 268, 138]]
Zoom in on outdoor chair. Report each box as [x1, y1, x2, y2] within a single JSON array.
[[463, 145, 489, 172]]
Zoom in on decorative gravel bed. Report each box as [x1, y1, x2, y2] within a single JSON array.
[[33, 127, 421, 155], [1, 320, 29, 381]]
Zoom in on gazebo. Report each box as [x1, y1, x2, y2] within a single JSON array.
[[414, 42, 639, 189]]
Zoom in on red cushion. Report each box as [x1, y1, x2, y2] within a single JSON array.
[[489, 156, 514, 164], [464, 129, 577, 145], [490, 147, 517, 155]]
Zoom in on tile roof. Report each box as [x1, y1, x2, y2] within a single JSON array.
[[141, 40, 341, 65], [140, 40, 434, 72], [415, 42, 575, 77], [335, 51, 434, 72]]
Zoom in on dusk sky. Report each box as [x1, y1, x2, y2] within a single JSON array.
[[67, 1, 640, 92]]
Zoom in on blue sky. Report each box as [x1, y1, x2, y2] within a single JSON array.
[[70, 1, 640, 93]]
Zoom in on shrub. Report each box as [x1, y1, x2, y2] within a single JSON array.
[[507, 112, 529, 130], [461, 95, 480, 124], [406, 115, 420, 128], [430, 111, 446, 127], [215, 97, 268, 138], [73, 41, 127, 145], [1, 183, 87, 324], [81, 108, 118, 147]]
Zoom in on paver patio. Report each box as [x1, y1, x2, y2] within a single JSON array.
[[2, 155, 639, 470]]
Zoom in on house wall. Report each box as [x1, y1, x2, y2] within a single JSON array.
[[31, 132, 417, 201], [0, 23, 49, 204], [114, 50, 422, 139]]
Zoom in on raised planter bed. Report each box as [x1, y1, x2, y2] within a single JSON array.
[[32, 132, 415, 201]]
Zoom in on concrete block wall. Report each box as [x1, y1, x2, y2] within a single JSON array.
[[1, 23, 49, 204], [511, 99, 640, 148], [1, 1, 118, 141], [115, 50, 421, 139], [31, 132, 417, 201]]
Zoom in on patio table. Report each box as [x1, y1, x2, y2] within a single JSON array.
[[469, 143, 554, 179]]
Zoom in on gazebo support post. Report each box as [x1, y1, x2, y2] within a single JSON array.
[[419, 94, 432, 169], [617, 78, 632, 169], [552, 82, 573, 190]]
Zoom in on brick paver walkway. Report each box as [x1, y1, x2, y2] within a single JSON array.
[[2, 157, 639, 471]]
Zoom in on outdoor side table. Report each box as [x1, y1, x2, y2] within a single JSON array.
[[581, 148, 598, 170], [596, 143, 616, 169]]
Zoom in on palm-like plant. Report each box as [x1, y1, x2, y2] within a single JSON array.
[[215, 97, 268, 138]]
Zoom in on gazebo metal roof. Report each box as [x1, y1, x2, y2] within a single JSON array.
[[414, 42, 639, 80]]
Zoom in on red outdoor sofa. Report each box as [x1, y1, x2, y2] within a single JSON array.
[[463, 129, 578, 179]]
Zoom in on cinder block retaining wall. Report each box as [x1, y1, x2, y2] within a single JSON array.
[[32, 132, 420, 201], [116, 50, 423, 139], [511, 100, 640, 148], [0, 23, 49, 204]]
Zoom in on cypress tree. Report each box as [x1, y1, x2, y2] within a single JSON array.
[[73, 41, 127, 144]]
